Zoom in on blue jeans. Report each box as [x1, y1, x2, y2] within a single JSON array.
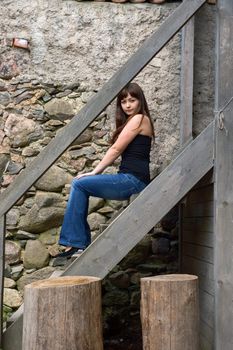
[[59, 173, 147, 249]]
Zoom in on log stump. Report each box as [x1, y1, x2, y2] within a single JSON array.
[[22, 276, 103, 350], [141, 274, 199, 350]]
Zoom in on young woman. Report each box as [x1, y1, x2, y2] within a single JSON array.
[[56, 82, 154, 258]]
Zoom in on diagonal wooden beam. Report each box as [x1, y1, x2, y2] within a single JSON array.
[[0, 0, 206, 218]]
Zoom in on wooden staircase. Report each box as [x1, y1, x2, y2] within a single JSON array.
[[0, 1, 211, 349]]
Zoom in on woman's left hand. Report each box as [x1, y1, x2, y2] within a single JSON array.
[[75, 171, 96, 180]]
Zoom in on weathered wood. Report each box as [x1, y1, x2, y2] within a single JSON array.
[[182, 217, 214, 232], [199, 290, 214, 328], [22, 276, 103, 350], [200, 320, 214, 343], [183, 201, 214, 217], [185, 185, 214, 203], [215, 1, 233, 348], [0, 216, 6, 348], [180, 16, 194, 146], [3, 121, 214, 350], [183, 230, 213, 247], [182, 256, 214, 281], [0, 0, 207, 219], [182, 242, 213, 263], [192, 170, 214, 189], [140, 274, 199, 350]]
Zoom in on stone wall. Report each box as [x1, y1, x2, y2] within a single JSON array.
[[0, 0, 216, 332]]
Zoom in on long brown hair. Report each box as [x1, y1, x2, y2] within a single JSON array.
[[110, 82, 155, 144]]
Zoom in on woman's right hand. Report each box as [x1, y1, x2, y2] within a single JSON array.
[[75, 171, 96, 180]]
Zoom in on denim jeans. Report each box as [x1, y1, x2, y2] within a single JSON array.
[[59, 173, 147, 249]]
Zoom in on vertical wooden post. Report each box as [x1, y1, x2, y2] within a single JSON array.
[[0, 215, 6, 348], [179, 17, 195, 272], [141, 274, 199, 350], [180, 17, 194, 147], [22, 276, 103, 350], [215, 0, 233, 348]]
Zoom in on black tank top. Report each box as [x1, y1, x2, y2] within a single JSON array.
[[118, 134, 152, 184]]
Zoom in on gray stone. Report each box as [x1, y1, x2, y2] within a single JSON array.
[[151, 237, 170, 255], [44, 98, 75, 120], [6, 208, 20, 227], [17, 266, 56, 292], [35, 165, 73, 192], [120, 236, 151, 269], [4, 264, 12, 278], [3, 288, 23, 308], [4, 114, 42, 147], [23, 240, 50, 269], [0, 153, 10, 176], [0, 92, 11, 106], [103, 290, 129, 306], [18, 192, 66, 233], [39, 229, 58, 245], [10, 264, 24, 280], [87, 212, 107, 231], [4, 277, 16, 289], [6, 161, 24, 175], [69, 146, 95, 158], [109, 271, 130, 289], [88, 197, 105, 214], [72, 129, 93, 145], [13, 230, 37, 240], [5, 241, 21, 265]]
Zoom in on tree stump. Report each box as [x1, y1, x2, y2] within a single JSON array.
[[22, 276, 103, 350], [141, 274, 199, 350]]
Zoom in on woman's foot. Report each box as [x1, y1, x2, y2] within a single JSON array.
[[55, 247, 84, 259]]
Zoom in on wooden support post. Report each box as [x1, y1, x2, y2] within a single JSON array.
[[141, 274, 199, 350], [22, 276, 103, 350], [0, 215, 6, 348], [215, 0, 233, 348], [180, 17, 194, 147]]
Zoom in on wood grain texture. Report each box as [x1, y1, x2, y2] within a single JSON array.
[[22, 277, 103, 350], [214, 1, 233, 348], [0, 0, 207, 219], [141, 274, 199, 350], [180, 17, 194, 146], [0, 216, 5, 348]]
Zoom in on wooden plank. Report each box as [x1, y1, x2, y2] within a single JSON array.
[[0, 0, 207, 219], [182, 256, 214, 281], [0, 216, 5, 348], [185, 186, 214, 204], [182, 230, 214, 248], [182, 217, 214, 232], [182, 242, 213, 263], [180, 16, 194, 146], [192, 170, 214, 189], [3, 121, 214, 350], [215, 1, 233, 348], [183, 201, 214, 217], [200, 335, 213, 350], [199, 290, 214, 328], [200, 320, 214, 346]]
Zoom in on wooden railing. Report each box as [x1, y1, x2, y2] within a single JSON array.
[[0, 0, 208, 348]]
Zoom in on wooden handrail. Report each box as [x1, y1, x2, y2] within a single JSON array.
[[0, 0, 206, 218]]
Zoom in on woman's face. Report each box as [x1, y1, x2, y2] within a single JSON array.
[[121, 93, 140, 117]]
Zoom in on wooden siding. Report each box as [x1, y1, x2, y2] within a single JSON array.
[[181, 177, 214, 349]]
